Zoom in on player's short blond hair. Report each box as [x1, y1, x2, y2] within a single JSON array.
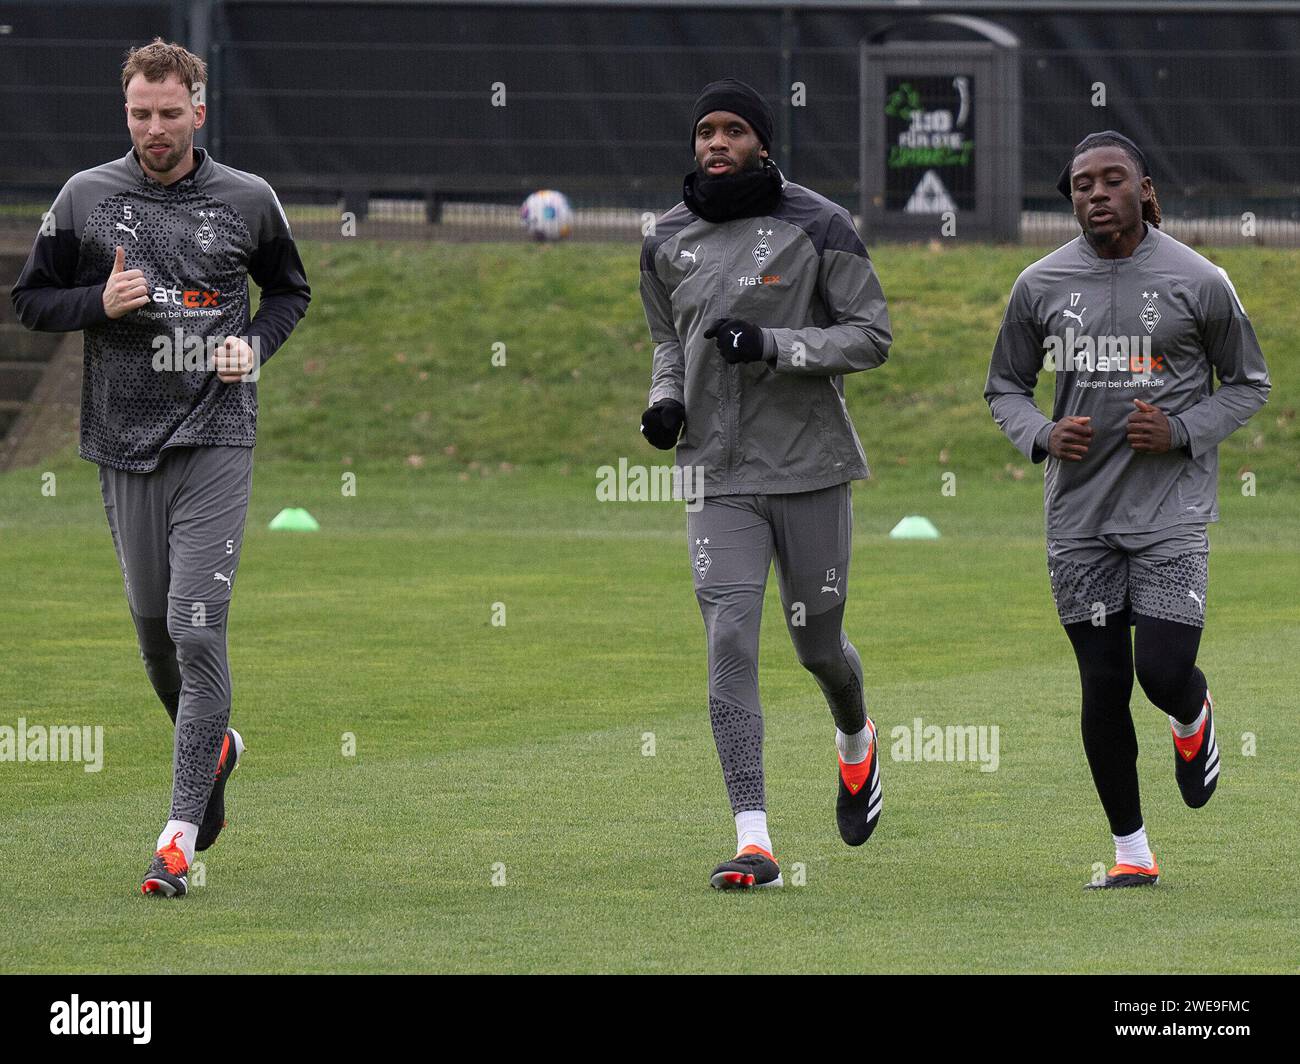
[[121, 38, 208, 99]]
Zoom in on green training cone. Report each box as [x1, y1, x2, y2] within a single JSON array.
[[268, 507, 320, 532], [889, 515, 940, 540]]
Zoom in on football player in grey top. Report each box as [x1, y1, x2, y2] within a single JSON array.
[[985, 131, 1269, 889], [639, 79, 892, 889], [12, 39, 310, 896]]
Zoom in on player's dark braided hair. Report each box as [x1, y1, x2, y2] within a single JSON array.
[[1144, 183, 1162, 228], [1057, 130, 1161, 228]]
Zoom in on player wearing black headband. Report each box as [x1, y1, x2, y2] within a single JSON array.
[[986, 131, 1270, 888]]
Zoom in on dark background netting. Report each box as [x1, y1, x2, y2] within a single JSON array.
[[2, 2, 1297, 229]]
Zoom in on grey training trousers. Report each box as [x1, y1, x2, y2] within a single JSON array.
[[687, 482, 867, 815], [99, 445, 253, 825]]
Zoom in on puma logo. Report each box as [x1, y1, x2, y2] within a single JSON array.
[[729, 331, 743, 348], [822, 567, 841, 596], [1187, 590, 1203, 608], [1062, 307, 1086, 326], [115, 221, 140, 240], [678, 245, 701, 264], [213, 571, 233, 587]]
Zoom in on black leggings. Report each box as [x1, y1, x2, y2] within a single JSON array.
[[1064, 608, 1207, 836]]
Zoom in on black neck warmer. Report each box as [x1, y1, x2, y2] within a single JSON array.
[[683, 158, 784, 223]]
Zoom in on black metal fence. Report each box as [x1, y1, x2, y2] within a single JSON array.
[[2, 1, 1297, 244]]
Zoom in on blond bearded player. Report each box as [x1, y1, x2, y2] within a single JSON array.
[[12, 39, 310, 896]]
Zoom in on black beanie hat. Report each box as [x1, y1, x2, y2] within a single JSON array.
[[1057, 130, 1149, 199], [690, 78, 775, 153]]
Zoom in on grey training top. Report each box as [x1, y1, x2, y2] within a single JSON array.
[[11, 148, 311, 472], [641, 179, 892, 496], [985, 225, 1270, 537]]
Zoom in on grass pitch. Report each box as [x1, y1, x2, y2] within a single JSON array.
[[0, 240, 1297, 973]]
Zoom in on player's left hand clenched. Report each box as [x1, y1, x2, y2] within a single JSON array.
[[1127, 398, 1172, 453], [215, 336, 257, 383], [705, 318, 765, 364]]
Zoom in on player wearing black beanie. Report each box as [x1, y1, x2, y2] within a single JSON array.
[[637, 77, 894, 890]]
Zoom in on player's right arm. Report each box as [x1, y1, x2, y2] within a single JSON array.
[[984, 274, 1091, 462], [640, 246, 684, 408], [638, 243, 685, 449], [10, 181, 146, 330]]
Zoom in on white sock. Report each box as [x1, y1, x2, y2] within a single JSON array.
[[156, 820, 198, 867], [837, 724, 872, 764], [1170, 705, 1206, 739], [1114, 826, 1153, 869], [735, 810, 772, 856]]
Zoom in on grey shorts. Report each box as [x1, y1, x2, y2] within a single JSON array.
[[1047, 525, 1209, 628]]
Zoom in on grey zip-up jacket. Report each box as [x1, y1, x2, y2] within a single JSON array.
[[11, 147, 310, 472], [985, 225, 1270, 537], [640, 178, 892, 495]]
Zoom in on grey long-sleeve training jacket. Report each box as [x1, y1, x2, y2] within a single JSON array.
[[11, 147, 311, 472], [985, 225, 1270, 538], [640, 178, 892, 496]]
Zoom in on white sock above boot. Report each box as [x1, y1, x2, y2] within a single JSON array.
[[837, 724, 872, 764], [156, 820, 198, 867], [735, 810, 772, 856], [1114, 825, 1154, 869]]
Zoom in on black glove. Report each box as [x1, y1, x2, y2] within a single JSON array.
[[640, 399, 685, 450], [704, 318, 766, 364]]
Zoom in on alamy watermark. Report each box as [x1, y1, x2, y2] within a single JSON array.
[[1043, 330, 1163, 382], [890, 717, 1000, 773], [50, 996, 150, 1044], [151, 330, 262, 381], [0, 718, 104, 772], [596, 458, 705, 511]]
